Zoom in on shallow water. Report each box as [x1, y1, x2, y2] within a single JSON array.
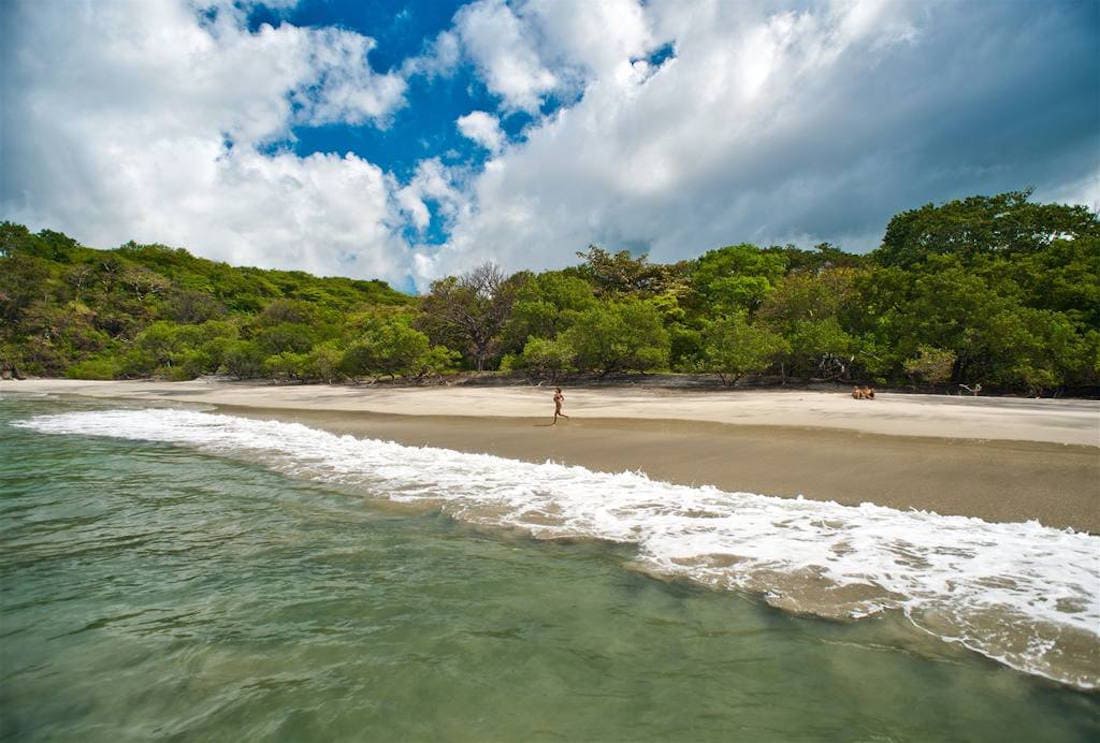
[[2, 396, 1097, 741]]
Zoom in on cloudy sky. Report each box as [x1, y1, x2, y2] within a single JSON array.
[[2, 0, 1097, 291]]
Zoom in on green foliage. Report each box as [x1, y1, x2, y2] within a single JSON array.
[[689, 244, 787, 314], [903, 346, 957, 386], [342, 318, 434, 380], [875, 190, 1099, 269], [2, 189, 1096, 395], [763, 242, 867, 273], [415, 263, 519, 371], [758, 268, 858, 380], [416, 345, 461, 378], [66, 357, 121, 380], [785, 317, 855, 380], [129, 320, 238, 379], [502, 271, 597, 353], [574, 245, 671, 296], [505, 337, 577, 382], [300, 342, 344, 383], [698, 312, 788, 385], [222, 341, 266, 379], [0, 223, 412, 380], [563, 299, 670, 374]]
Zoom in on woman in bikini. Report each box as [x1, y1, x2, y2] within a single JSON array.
[[552, 387, 569, 424]]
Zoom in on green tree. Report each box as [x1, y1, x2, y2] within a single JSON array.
[[341, 318, 435, 380], [502, 271, 597, 353], [416, 263, 520, 371], [504, 337, 576, 382], [300, 341, 345, 383], [574, 245, 670, 296], [563, 299, 670, 375], [688, 243, 787, 314], [222, 340, 265, 379], [698, 311, 788, 385], [903, 346, 957, 387], [758, 268, 859, 380], [875, 190, 1099, 269]]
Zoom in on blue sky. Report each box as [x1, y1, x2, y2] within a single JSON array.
[[248, 1, 481, 177], [2, 0, 1097, 291]]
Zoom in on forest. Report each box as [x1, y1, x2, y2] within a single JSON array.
[[2, 191, 1097, 395]]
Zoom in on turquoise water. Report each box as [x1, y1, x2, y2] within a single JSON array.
[[1, 396, 1097, 741]]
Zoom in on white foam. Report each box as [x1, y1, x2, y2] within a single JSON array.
[[16, 408, 1100, 689]]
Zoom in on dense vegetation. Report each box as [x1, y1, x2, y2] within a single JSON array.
[[2, 191, 1097, 395]]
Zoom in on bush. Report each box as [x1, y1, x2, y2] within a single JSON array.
[[903, 346, 956, 386], [562, 299, 670, 374], [512, 337, 576, 381], [66, 357, 120, 380], [222, 340, 265, 379]]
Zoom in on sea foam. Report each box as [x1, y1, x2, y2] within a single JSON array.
[[17, 408, 1100, 689]]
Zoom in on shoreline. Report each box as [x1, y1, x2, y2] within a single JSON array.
[[5, 378, 1098, 444], [5, 379, 1099, 532]]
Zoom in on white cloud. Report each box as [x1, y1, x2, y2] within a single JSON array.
[[3, 0, 1094, 294], [1037, 171, 1100, 214], [415, 0, 1100, 282], [396, 159, 467, 232], [453, 0, 556, 112], [289, 27, 407, 127], [1, 0, 413, 283], [456, 111, 505, 153], [523, 0, 654, 83], [401, 29, 462, 78]]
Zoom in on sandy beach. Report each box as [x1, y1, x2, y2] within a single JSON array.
[[6, 378, 1099, 532]]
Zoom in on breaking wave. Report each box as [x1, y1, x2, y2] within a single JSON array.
[[17, 408, 1100, 689]]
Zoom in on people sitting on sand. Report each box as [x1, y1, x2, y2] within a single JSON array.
[[0, 362, 23, 380], [852, 385, 875, 400]]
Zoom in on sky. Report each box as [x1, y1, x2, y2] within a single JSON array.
[[2, 0, 1097, 292]]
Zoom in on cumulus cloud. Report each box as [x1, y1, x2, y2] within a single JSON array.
[[400, 29, 462, 79], [0, 0, 411, 282], [456, 111, 505, 153], [453, 0, 556, 112], [289, 27, 407, 127], [395, 159, 468, 232], [415, 0, 1100, 281], [2, 0, 1095, 292], [523, 0, 654, 83]]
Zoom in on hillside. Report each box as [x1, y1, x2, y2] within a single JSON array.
[[2, 191, 1098, 394], [0, 223, 419, 381]]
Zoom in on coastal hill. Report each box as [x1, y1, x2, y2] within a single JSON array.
[[2, 191, 1097, 395]]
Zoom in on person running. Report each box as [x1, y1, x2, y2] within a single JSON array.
[[552, 387, 569, 424]]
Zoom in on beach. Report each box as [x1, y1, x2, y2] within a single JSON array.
[[8, 378, 1099, 532]]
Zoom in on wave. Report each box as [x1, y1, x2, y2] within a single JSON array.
[[16, 408, 1100, 689]]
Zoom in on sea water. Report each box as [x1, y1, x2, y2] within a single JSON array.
[[1, 395, 1097, 741]]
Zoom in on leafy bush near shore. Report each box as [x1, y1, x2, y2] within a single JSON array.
[[2, 190, 1097, 394]]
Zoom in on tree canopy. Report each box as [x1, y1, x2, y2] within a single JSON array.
[[2, 190, 1097, 395]]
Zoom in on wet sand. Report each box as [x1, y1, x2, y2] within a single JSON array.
[[224, 408, 1100, 533], [7, 379, 1099, 532]]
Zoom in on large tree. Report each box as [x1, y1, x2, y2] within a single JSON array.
[[415, 263, 520, 371], [698, 311, 788, 386], [563, 299, 670, 375], [874, 190, 1099, 269], [688, 243, 787, 314]]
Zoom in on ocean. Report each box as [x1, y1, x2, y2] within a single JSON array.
[[2, 394, 1097, 741]]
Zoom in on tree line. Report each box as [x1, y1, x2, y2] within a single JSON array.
[[2, 191, 1097, 395]]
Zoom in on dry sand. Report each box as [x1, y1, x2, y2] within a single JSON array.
[[7, 379, 1099, 531]]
